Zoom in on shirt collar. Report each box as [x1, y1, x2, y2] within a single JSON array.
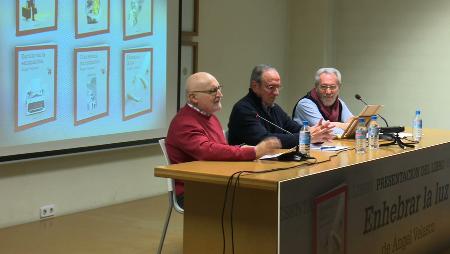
[[187, 103, 211, 116]]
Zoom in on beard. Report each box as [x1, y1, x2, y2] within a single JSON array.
[[320, 94, 338, 107], [212, 101, 222, 112]]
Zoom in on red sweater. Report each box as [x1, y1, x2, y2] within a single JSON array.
[[166, 105, 256, 195]]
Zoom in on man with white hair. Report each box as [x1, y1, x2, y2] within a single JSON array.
[[166, 72, 281, 207], [292, 67, 354, 135]]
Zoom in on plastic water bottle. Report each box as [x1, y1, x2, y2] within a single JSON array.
[[412, 110, 422, 142], [368, 115, 379, 150], [299, 120, 311, 156], [355, 117, 367, 154]]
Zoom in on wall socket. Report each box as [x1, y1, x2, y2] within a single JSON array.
[[40, 204, 56, 219]]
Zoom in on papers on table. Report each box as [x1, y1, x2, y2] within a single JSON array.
[[259, 145, 349, 160], [259, 152, 285, 160]]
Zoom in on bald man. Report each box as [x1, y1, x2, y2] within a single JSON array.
[[165, 72, 281, 207]]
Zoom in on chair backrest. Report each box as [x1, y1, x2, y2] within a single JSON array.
[[159, 139, 171, 165], [158, 139, 184, 213]]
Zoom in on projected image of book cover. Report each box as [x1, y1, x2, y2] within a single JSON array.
[[123, 0, 153, 40], [76, 0, 110, 38], [16, 0, 57, 36], [122, 48, 153, 121], [74, 46, 110, 125], [15, 45, 57, 131]]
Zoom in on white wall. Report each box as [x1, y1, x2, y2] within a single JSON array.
[[286, 0, 335, 108], [197, 0, 290, 123], [288, 0, 450, 130], [0, 145, 168, 228], [335, 0, 450, 128]]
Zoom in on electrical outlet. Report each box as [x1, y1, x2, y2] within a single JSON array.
[[40, 204, 55, 219]]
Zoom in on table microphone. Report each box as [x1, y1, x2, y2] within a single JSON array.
[[354, 94, 368, 105], [255, 113, 293, 135], [354, 94, 389, 127], [255, 113, 309, 161]]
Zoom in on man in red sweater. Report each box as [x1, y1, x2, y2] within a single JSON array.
[[166, 72, 281, 207]]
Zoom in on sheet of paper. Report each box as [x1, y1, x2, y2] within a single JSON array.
[[259, 152, 284, 160]]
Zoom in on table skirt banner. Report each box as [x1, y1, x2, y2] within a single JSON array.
[[279, 142, 450, 254]]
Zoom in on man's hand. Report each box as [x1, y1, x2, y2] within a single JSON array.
[[254, 137, 282, 158], [310, 119, 335, 143], [331, 116, 354, 131]]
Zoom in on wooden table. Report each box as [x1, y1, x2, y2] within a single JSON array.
[[155, 129, 450, 254]]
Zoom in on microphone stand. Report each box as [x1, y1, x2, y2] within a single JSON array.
[[256, 113, 309, 161], [379, 127, 416, 149], [355, 95, 389, 127], [277, 145, 308, 161], [355, 94, 394, 141], [380, 133, 415, 149]]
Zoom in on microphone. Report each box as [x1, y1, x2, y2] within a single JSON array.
[[354, 94, 389, 127], [255, 113, 309, 161], [354, 94, 367, 105], [256, 113, 293, 135]]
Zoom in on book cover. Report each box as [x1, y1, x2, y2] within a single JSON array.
[[15, 44, 57, 131], [75, 0, 110, 38], [122, 47, 153, 121], [16, 0, 58, 36], [123, 0, 153, 40], [74, 45, 110, 125], [313, 184, 348, 254]]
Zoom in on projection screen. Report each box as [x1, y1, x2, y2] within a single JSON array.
[[0, 0, 179, 162]]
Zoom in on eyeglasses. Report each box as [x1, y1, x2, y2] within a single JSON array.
[[261, 83, 283, 93], [190, 85, 223, 96], [318, 85, 338, 91]]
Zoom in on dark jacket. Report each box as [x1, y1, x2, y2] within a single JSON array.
[[228, 89, 302, 149]]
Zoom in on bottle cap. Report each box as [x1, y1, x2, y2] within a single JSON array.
[[371, 115, 377, 120], [358, 117, 365, 123], [302, 120, 308, 125], [416, 110, 421, 115]]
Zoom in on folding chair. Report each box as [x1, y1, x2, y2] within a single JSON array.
[[157, 139, 184, 254]]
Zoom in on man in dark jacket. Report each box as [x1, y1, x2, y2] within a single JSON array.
[[228, 64, 334, 149]]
